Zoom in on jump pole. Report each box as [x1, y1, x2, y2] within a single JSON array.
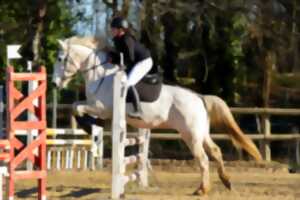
[[111, 70, 150, 199]]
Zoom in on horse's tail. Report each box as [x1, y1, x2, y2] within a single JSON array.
[[202, 95, 263, 162]]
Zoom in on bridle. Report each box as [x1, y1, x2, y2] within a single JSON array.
[[59, 45, 110, 91]]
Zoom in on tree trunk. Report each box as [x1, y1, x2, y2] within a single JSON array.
[[103, 0, 119, 15], [262, 51, 274, 107], [292, 0, 299, 72], [32, 0, 47, 69], [161, 12, 177, 82], [121, 0, 130, 17]]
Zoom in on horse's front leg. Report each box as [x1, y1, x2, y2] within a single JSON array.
[[72, 101, 99, 117], [72, 101, 103, 134]]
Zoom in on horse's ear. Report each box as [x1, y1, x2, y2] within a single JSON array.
[[58, 39, 67, 50]]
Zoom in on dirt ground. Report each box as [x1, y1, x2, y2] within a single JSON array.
[[11, 161, 300, 200]]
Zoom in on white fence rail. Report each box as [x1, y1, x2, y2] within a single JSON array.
[[14, 126, 103, 171]]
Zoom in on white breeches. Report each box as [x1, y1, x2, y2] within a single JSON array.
[[127, 57, 153, 86]]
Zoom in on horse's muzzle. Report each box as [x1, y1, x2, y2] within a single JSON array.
[[52, 76, 62, 89], [51, 81, 59, 89]]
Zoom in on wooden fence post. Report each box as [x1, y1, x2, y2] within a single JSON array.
[[71, 115, 77, 129], [293, 126, 300, 165], [52, 88, 57, 128], [0, 86, 3, 138], [262, 115, 271, 161]]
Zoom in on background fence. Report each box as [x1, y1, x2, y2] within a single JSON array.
[[66, 106, 300, 163], [1, 93, 300, 167]]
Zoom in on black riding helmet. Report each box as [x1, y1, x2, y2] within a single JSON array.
[[110, 16, 129, 29]]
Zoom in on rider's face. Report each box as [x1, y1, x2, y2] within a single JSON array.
[[111, 28, 120, 37], [111, 28, 124, 38]]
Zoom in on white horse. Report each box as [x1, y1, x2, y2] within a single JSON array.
[[52, 36, 262, 195]]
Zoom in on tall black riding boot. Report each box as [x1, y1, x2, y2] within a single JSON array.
[[128, 86, 142, 118], [74, 114, 101, 134]]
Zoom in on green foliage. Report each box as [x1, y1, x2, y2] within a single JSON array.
[[140, 0, 299, 106], [273, 73, 300, 88], [0, 0, 75, 80]]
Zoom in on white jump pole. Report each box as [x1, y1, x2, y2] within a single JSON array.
[[91, 125, 104, 169], [138, 128, 150, 187], [111, 69, 150, 199], [27, 61, 38, 171], [112, 71, 128, 199], [0, 166, 8, 199]]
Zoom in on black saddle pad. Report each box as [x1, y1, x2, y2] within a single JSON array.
[[126, 73, 162, 103]]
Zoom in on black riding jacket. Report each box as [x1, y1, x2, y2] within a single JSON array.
[[111, 33, 150, 73]]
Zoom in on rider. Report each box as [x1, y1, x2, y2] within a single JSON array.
[[109, 16, 153, 118]]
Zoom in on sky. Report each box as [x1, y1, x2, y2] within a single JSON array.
[[72, 0, 141, 37], [72, 0, 109, 36]]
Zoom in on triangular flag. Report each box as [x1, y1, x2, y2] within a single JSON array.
[[7, 45, 22, 59]]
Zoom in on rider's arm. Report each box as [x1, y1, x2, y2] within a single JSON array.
[[103, 45, 120, 64], [108, 51, 120, 64], [124, 35, 135, 63]]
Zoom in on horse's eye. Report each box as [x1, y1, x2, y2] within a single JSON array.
[[58, 56, 65, 62]]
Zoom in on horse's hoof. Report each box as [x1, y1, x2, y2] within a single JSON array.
[[193, 189, 209, 197], [120, 193, 126, 199], [193, 185, 210, 196], [192, 189, 202, 196], [220, 175, 232, 190]]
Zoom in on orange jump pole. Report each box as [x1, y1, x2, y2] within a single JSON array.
[[6, 66, 47, 200]]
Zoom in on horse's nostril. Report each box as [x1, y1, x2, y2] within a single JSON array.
[[51, 82, 58, 88]]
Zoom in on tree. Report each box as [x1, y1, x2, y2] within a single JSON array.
[[0, 0, 76, 76]]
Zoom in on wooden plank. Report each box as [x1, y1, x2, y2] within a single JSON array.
[[231, 107, 300, 115], [15, 129, 297, 142], [14, 170, 47, 180], [12, 121, 46, 130], [10, 73, 46, 81], [46, 128, 87, 135], [0, 140, 10, 148], [46, 139, 92, 145], [0, 153, 10, 161], [16, 128, 88, 136], [44, 104, 300, 116]]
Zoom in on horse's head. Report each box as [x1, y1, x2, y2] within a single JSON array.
[[52, 39, 82, 88], [52, 37, 108, 89]]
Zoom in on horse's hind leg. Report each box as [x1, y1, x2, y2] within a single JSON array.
[[187, 139, 210, 196], [204, 136, 232, 190]]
